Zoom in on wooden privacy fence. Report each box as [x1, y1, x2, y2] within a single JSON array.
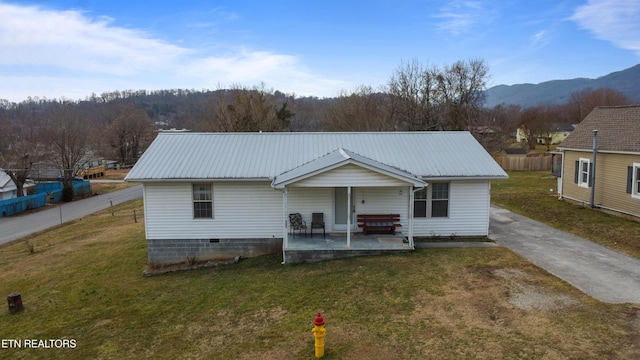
[[493, 153, 552, 171]]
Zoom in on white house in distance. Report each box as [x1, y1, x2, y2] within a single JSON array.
[[125, 132, 508, 265], [0, 169, 31, 200]]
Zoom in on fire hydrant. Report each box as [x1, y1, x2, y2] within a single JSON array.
[[312, 312, 326, 358]]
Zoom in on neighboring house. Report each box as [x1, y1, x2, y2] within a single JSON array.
[[0, 170, 34, 200], [556, 105, 640, 218], [0, 170, 19, 200], [516, 123, 575, 145], [125, 132, 508, 265]]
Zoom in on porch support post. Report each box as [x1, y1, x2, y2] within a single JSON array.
[[408, 185, 414, 248], [282, 187, 288, 263], [347, 186, 351, 248]]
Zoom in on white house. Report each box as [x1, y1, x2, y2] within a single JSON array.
[[125, 132, 508, 265], [0, 170, 27, 200]]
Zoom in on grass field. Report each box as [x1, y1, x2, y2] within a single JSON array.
[[1, 193, 639, 358]]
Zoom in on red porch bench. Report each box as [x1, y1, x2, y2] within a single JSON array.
[[357, 214, 402, 235]]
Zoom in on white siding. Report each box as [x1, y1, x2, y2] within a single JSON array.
[[413, 180, 490, 237], [293, 164, 409, 187], [287, 188, 333, 230], [287, 186, 409, 232], [144, 181, 283, 239], [353, 187, 409, 228]]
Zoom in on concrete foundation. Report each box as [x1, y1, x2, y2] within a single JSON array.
[[284, 248, 412, 264], [147, 238, 283, 266]]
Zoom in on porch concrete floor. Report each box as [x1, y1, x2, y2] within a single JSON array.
[[285, 232, 411, 250]]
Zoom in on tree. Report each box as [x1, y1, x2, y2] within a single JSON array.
[[204, 84, 290, 132], [320, 86, 393, 131], [566, 88, 630, 123], [43, 102, 89, 200], [0, 102, 41, 197], [517, 105, 561, 151], [387, 58, 489, 131], [436, 59, 489, 130], [106, 105, 154, 165], [388, 60, 439, 130], [474, 104, 521, 153]]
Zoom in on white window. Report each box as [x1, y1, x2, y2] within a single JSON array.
[[193, 184, 213, 219], [431, 183, 449, 218], [413, 182, 449, 218], [578, 158, 590, 188], [632, 163, 640, 200]]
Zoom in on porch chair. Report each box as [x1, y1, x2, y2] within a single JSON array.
[[288, 213, 306, 238], [310, 212, 326, 238]]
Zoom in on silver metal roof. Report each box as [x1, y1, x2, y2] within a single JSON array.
[[125, 132, 508, 182]]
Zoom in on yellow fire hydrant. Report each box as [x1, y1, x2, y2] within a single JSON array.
[[312, 312, 326, 358]]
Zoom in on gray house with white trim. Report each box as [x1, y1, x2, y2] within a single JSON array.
[[125, 131, 507, 265]]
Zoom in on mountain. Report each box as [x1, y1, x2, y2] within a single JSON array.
[[484, 64, 640, 108]]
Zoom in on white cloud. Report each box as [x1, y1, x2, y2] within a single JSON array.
[[0, 3, 345, 101], [0, 4, 189, 75], [530, 30, 550, 49], [571, 0, 640, 56], [433, 0, 495, 35]]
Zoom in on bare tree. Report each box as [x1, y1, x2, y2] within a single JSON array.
[[388, 58, 489, 131], [388, 60, 439, 130], [517, 105, 561, 150], [436, 59, 489, 130], [0, 102, 41, 197], [320, 86, 392, 131], [566, 88, 630, 123], [474, 104, 521, 153], [204, 84, 291, 132], [43, 102, 89, 200], [106, 105, 154, 165]]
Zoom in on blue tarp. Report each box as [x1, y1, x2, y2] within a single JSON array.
[[0, 193, 47, 217], [0, 181, 91, 217]]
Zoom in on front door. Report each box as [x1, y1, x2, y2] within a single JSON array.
[[334, 187, 355, 231]]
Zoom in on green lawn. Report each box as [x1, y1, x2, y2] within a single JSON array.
[[1, 198, 639, 359], [492, 171, 640, 259]]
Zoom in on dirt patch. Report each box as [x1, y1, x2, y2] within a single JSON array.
[[494, 268, 578, 311]]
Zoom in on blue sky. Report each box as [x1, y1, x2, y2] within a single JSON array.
[[1, 0, 639, 102]]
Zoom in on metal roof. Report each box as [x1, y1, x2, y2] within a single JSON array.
[[125, 132, 508, 182], [272, 148, 426, 188], [0, 170, 13, 189]]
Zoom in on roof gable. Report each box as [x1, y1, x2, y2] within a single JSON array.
[[126, 132, 508, 182], [558, 105, 640, 152], [272, 148, 425, 188], [0, 170, 14, 189]]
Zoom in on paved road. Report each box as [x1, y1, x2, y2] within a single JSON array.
[[0, 185, 143, 245], [489, 205, 640, 304]]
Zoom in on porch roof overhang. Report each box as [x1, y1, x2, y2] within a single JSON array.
[[271, 148, 426, 189]]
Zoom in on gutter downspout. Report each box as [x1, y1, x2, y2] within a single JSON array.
[[590, 130, 597, 208]]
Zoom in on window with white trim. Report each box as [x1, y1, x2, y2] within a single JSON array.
[[636, 166, 640, 196], [414, 188, 427, 217], [629, 163, 640, 200], [431, 183, 449, 217], [413, 182, 449, 218], [193, 184, 213, 219], [577, 158, 590, 188]]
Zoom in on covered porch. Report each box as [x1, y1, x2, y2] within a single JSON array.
[[272, 148, 426, 264]]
